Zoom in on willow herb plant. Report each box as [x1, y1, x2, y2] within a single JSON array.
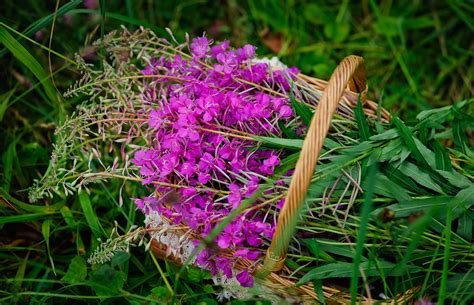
[[30, 28, 473, 303]]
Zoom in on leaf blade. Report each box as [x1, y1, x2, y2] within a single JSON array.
[[355, 95, 371, 141], [0, 25, 60, 107]]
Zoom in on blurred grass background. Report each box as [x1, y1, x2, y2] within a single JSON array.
[[0, 0, 472, 304]]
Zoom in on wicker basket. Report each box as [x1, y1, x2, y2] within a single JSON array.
[[150, 56, 418, 304]]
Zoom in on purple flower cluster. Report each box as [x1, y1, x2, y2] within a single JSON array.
[[132, 36, 299, 287]]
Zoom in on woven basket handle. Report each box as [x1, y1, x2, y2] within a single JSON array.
[[259, 55, 367, 276]]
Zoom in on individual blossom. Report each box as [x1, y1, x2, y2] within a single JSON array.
[[236, 44, 256, 62], [228, 183, 242, 209], [190, 37, 210, 58], [211, 40, 230, 57], [260, 155, 280, 175], [236, 270, 254, 288]]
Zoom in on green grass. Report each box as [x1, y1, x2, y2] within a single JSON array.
[[0, 0, 473, 304]]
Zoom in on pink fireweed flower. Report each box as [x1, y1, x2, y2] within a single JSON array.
[[236, 44, 256, 61], [236, 270, 254, 288], [260, 155, 280, 175], [211, 40, 230, 57], [158, 153, 178, 177], [131, 35, 300, 286], [279, 105, 293, 118], [215, 51, 239, 74], [228, 183, 242, 209], [190, 37, 210, 58]]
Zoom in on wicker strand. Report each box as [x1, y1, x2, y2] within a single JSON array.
[[259, 55, 367, 276]]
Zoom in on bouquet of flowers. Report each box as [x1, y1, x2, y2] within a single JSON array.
[[30, 28, 473, 304]]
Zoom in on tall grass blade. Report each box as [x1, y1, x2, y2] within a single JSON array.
[[0, 25, 60, 108], [14, 252, 29, 288], [438, 208, 453, 304], [290, 94, 313, 126], [78, 192, 103, 238], [41, 219, 56, 275], [355, 95, 371, 141], [0, 87, 16, 122], [0, 0, 82, 57], [350, 164, 376, 304]]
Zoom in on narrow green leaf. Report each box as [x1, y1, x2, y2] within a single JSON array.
[[42, 219, 56, 274], [392, 146, 411, 166], [125, 0, 135, 18], [76, 227, 86, 255], [290, 94, 313, 126], [380, 164, 420, 194], [457, 211, 472, 241], [0, 213, 57, 224], [323, 138, 342, 150], [0, 0, 82, 57], [341, 141, 374, 155], [0, 26, 60, 106], [416, 103, 454, 122], [284, 259, 301, 271], [432, 140, 452, 171], [253, 135, 303, 149], [297, 260, 419, 285], [355, 95, 371, 141], [14, 252, 29, 288], [373, 173, 411, 202], [378, 138, 403, 162], [398, 162, 444, 193], [312, 279, 326, 305], [63, 256, 87, 284], [0, 86, 16, 122], [99, 0, 106, 39], [1, 139, 16, 192], [307, 239, 366, 261], [370, 128, 399, 141], [436, 170, 472, 189], [278, 120, 299, 139], [413, 138, 436, 168], [60, 206, 76, 229], [418, 122, 428, 144], [350, 165, 376, 302], [452, 118, 470, 155], [304, 239, 336, 263], [78, 192, 102, 238], [392, 116, 429, 167], [451, 185, 474, 216], [371, 196, 452, 218], [438, 208, 453, 304]]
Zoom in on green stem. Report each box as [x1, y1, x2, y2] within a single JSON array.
[[438, 208, 452, 304]]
